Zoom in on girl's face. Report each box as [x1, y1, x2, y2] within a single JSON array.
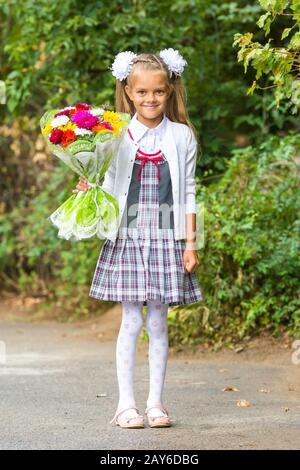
[[125, 70, 172, 124]]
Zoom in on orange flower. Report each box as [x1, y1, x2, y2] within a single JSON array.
[[92, 123, 109, 132], [61, 129, 76, 147]]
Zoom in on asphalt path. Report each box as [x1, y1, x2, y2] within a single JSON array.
[[0, 314, 300, 450]]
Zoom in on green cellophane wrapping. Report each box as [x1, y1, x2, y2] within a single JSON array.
[[49, 186, 119, 240]]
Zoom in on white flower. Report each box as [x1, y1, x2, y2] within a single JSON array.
[[110, 51, 137, 81], [90, 107, 105, 116], [74, 128, 93, 136], [51, 115, 69, 127], [159, 48, 187, 77], [61, 106, 76, 112]]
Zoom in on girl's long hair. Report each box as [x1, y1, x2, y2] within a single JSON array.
[[114, 52, 199, 146]]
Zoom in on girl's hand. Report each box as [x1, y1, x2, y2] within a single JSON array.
[[72, 177, 91, 194], [183, 249, 200, 274]]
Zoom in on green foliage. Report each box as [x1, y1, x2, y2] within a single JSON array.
[[169, 132, 300, 347], [233, 0, 300, 112], [0, 1, 299, 343], [2, 129, 298, 343], [0, 162, 113, 319], [1, 0, 298, 173]]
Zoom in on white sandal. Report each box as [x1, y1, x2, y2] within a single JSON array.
[[109, 406, 145, 428]]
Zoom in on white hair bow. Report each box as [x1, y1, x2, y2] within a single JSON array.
[[110, 51, 138, 81], [159, 48, 187, 78], [110, 48, 187, 81]]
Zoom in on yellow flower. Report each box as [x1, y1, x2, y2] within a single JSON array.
[[42, 120, 53, 135], [112, 121, 124, 134], [58, 121, 77, 132], [103, 110, 120, 124]]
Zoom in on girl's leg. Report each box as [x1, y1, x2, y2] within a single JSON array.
[[145, 300, 169, 417], [116, 300, 144, 417]]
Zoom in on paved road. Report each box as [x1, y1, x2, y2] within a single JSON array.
[[0, 319, 300, 450]]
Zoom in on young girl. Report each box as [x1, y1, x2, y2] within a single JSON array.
[[73, 49, 204, 429]]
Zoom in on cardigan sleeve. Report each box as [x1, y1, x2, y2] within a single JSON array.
[[185, 127, 198, 214], [100, 145, 118, 196]]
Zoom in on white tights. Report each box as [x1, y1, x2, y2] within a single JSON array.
[[115, 300, 169, 417]]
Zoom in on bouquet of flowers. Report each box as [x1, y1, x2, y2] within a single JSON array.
[[40, 103, 130, 240]]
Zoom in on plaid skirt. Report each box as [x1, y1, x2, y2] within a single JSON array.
[[89, 154, 204, 306]]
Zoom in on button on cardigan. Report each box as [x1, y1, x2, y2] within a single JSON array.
[[100, 111, 198, 243]]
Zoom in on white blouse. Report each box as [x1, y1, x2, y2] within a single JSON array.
[[129, 112, 167, 153]]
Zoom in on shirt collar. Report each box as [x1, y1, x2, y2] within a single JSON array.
[[130, 111, 167, 142]]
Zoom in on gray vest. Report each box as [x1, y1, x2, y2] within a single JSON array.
[[123, 156, 174, 229]]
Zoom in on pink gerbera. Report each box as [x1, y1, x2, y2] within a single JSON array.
[[71, 110, 99, 129], [100, 122, 113, 130]]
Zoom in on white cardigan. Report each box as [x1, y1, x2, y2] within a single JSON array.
[[101, 112, 198, 243]]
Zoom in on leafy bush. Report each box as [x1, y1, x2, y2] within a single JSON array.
[[1, 0, 300, 342], [0, 161, 114, 320], [233, 0, 300, 113], [2, 0, 298, 174], [168, 131, 300, 348], [1, 131, 299, 339]]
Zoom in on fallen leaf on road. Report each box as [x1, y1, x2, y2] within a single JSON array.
[[288, 384, 299, 392], [223, 386, 240, 392], [237, 399, 251, 407]]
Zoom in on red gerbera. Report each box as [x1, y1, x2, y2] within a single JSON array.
[[49, 128, 63, 144], [75, 103, 92, 112], [54, 108, 75, 118]]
